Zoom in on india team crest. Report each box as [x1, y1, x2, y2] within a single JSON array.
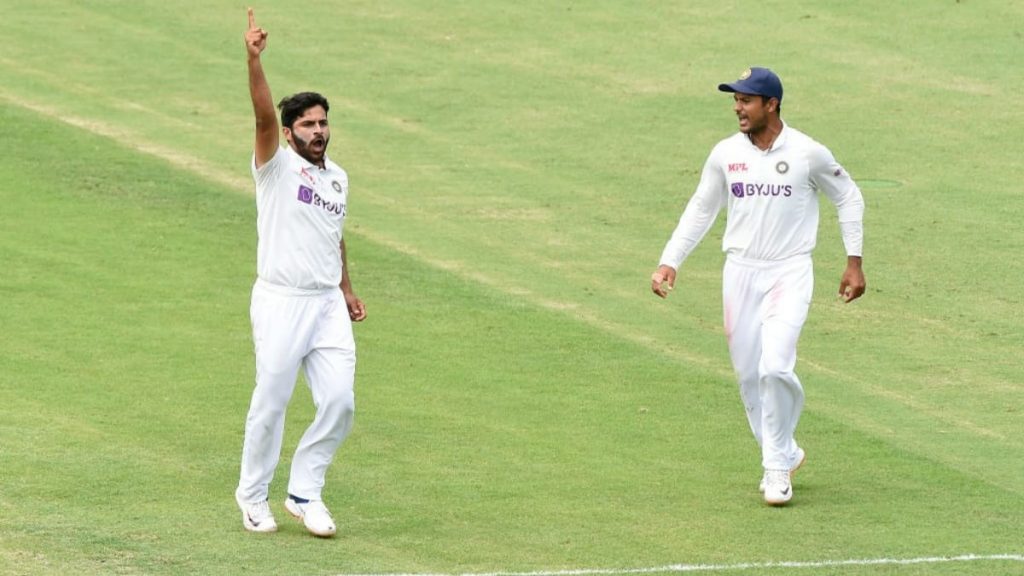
[[776, 161, 789, 174], [739, 68, 752, 79]]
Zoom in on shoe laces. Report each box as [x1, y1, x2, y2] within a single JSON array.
[[765, 469, 790, 486], [248, 500, 273, 521], [307, 500, 333, 519]]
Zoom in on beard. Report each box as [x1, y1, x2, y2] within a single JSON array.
[[291, 132, 329, 166], [739, 115, 768, 136]]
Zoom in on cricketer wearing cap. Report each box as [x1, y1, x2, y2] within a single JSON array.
[[650, 67, 866, 506]]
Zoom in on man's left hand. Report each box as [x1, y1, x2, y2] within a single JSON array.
[[345, 293, 367, 321], [838, 257, 866, 303]]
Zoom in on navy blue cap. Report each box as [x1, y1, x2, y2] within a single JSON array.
[[718, 67, 783, 102]]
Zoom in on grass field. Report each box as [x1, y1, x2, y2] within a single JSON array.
[[1, 1, 1023, 575]]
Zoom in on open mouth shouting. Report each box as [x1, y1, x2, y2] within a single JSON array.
[[293, 133, 329, 165]]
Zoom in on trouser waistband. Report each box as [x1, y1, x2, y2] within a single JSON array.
[[254, 277, 337, 297]]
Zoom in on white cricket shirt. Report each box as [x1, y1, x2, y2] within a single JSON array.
[[659, 123, 864, 269], [252, 146, 349, 291]]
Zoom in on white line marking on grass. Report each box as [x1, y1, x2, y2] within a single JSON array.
[[338, 554, 1024, 576], [0, 89, 248, 193]]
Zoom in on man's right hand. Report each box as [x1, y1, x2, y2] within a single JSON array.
[[651, 265, 677, 299], [245, 8, 267, 58]]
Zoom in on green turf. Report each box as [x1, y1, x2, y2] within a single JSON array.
[[1, 1, 1023, 575]]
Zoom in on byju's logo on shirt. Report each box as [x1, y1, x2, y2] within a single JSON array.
[[731, 181, 793, 198], [296, 185, 345, 215]]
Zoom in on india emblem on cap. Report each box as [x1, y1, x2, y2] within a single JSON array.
[[739, 68, 752, 80]]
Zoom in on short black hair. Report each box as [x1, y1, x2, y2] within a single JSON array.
[[761, 95, 781, 114], [277, 92, 330, 129]]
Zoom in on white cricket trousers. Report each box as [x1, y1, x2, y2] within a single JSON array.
[[237, 279, 356, 503], [722, 254, 812, 471]]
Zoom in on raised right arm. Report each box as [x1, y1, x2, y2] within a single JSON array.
[[245, 8, 278, 168]]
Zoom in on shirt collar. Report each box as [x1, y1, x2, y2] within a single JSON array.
[[771, 121, 790, 151], [745, 120, 788, 153]]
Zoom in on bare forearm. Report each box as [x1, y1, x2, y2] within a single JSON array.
[[244, 10, 278, 165], [340, 239, 353, 293], [248, 56, 276, 130]]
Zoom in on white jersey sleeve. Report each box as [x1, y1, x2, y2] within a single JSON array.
[[658, 146, 728, 270], [808, 143, 865, 256]]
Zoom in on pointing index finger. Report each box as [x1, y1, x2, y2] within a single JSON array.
[[247, 7, 255, 29]]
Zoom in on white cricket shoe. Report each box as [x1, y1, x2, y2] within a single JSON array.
[[763, 469, 793, 506], [236, 494, 278, 533], [285, 497, 337, 537], [759, 447, 806, 493]]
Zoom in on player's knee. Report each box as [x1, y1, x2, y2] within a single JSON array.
[[759, 365, 795, 385], [323, 388, 355, 418], [245, 402, 287, 429]]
